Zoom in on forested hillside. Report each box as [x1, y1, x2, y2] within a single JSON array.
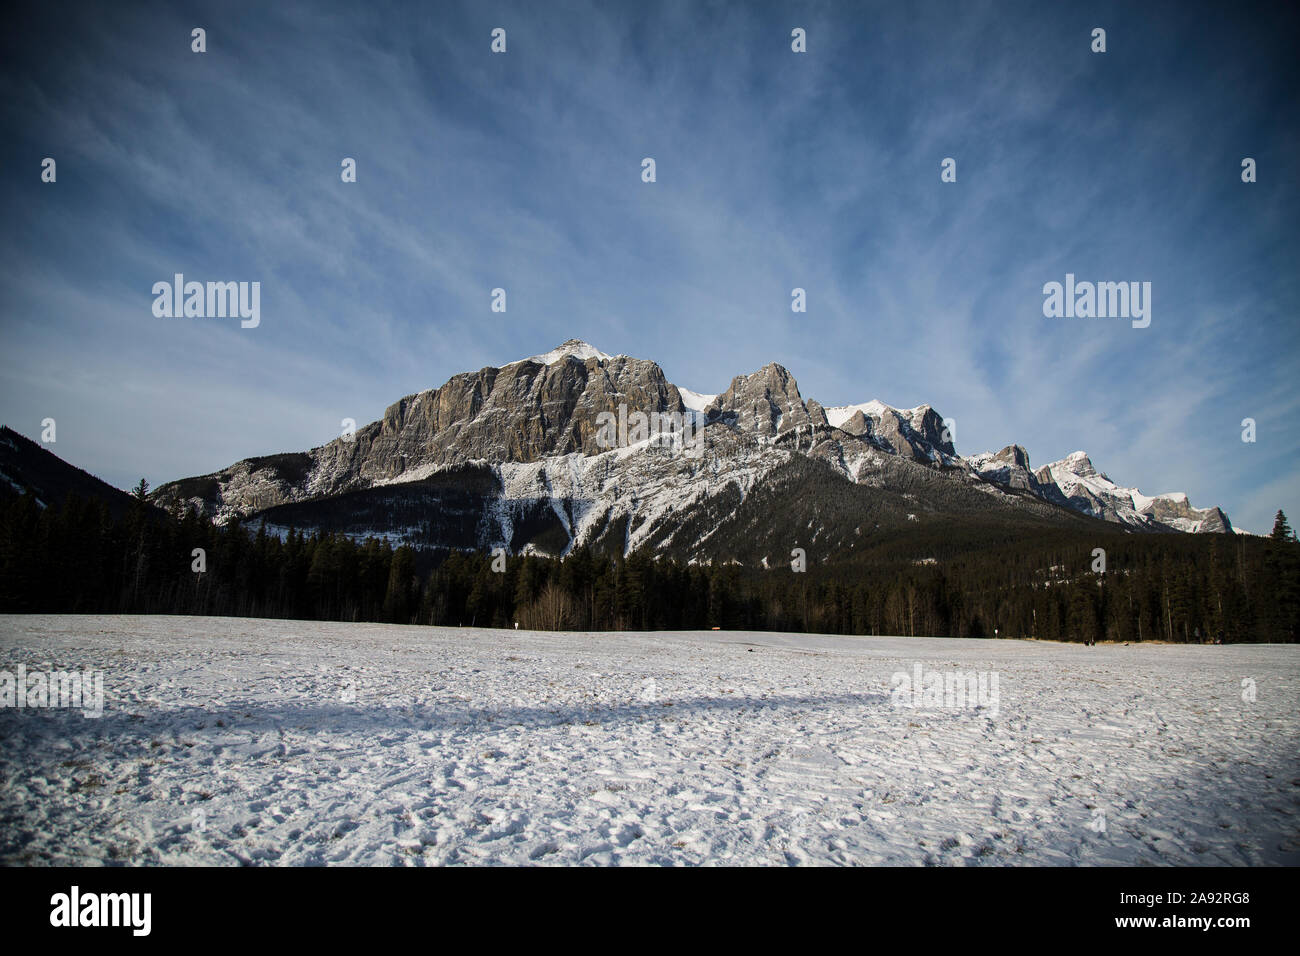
[[3, 486, 1296, 643]]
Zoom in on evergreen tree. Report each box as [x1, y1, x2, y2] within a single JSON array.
[[383, 545, 417, 623]]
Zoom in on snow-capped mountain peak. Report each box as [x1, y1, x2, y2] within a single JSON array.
[[824, 400, 938, 429], [518, 339, 615, 366], [1053, 450, 1098, 478], [819, 400, 956, 466]]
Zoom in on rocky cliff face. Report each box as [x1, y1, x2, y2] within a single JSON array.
[[823, 401, 959, 465], [158, 342, 688, 520], [706, 363, 827, 438], [1137, 495, 1233, 534], [968, 445, 1068, 504], [977, 445, 1034, 487], [151, 339, 1234, 543], [313, 345, 684, 490]]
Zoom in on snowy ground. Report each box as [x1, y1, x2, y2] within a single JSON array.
[[1, 615, 1297, 866]]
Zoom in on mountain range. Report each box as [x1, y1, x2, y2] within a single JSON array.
[[119, 340, 1234, 564]]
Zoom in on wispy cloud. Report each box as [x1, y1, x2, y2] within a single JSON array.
[[1, 0, 1296, 533]]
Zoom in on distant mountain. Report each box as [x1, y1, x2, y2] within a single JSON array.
[[0, 426, 145, 518], [1037, 450, 1231, 533], [147, 339, 1234, 559], [967, 446, 1232, 533]]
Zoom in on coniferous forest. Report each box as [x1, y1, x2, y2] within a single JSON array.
[[2, 484, 1297, 644]]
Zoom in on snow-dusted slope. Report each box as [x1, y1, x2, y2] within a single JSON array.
[[483, 431, 784, 557], [824, 400, 902, 429], [4, 615, 1295, 866]]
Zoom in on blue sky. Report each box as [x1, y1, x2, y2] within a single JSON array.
[[2, 0, 1297, 533]]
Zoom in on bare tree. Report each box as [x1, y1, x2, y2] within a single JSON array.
[[520, 582, 576, 631]]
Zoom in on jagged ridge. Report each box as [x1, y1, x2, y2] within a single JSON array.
[[149, 340, 1234, 554]]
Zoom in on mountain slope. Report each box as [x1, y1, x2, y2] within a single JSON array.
[[0, 426, 147, 518]]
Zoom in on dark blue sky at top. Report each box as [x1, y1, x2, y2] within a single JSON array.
[[1, 0, 1297, 532]]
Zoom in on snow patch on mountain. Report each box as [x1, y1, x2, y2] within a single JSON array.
[[823, 400, 938, 430], [824, 401, 889, 429], [677, 388, 717, 412], [517, 339, 614, 367], [491, 435, 786, 555]]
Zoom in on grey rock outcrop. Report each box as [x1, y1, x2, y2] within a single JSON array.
[[705, 363, 827, 438]]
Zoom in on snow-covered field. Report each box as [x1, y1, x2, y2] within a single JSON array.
[[1, 615, 1296, 866]]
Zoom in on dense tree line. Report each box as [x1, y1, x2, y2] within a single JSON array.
[[1, 487, 1297, 643]]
